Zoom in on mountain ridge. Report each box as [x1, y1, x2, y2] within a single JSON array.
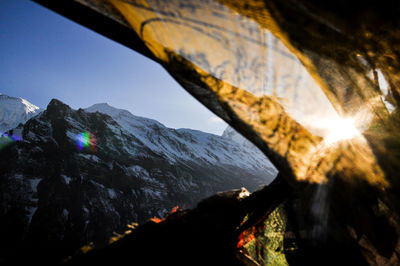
[[84, 102, 276, 174], [0, 94, 42, 132], [0, 95, 276, 264]]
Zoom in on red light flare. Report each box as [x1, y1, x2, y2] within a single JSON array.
[[237, 226, 256, 249], [150, 206, 179, 224], [150, 217, 163, 223], [170, 206, 179, 214]]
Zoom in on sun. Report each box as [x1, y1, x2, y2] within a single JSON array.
[[322, 117, 361, 144]]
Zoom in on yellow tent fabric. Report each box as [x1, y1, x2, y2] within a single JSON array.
[[34, 0, 400, 263], [80, 0, 385, 187]]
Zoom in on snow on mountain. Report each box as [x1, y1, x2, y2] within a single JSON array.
[[85, 103, 277, 176], [222, 126, 247, 145], [1, 98, 277, 263], [0, 94, 42, 132], [222, 126, 277, 172]]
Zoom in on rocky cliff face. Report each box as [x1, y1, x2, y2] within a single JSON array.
[[0, 98, 275, 263]]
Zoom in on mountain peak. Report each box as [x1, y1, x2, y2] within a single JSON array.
[[222, 126, 248, 145], [85, 103, 166, 129], [46, 99, 72, 117], [89, 102, 111, 108], [47, 98, 68, 107], [85, 102, 131, 116], [0, 94, 42, 132]]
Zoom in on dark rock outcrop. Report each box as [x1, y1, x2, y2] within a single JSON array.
[[0, 99, 275, 264]]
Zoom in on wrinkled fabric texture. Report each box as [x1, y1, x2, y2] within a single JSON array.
[[37, 0, 400, 264]]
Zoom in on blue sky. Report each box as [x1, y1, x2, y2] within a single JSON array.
[[0, 0, 227, 135]]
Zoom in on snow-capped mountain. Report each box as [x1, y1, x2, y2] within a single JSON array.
[[0, 94, 42, 132], [222, 126, 277, 171], [85, 103, 276, 175], [0, 97, 276, 263], [222, 126, 249, 145]]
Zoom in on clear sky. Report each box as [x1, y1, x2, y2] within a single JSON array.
[[0, 0, 227, 135]]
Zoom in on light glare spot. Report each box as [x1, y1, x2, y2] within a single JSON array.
[[75, 132, 97, 151], [321, 117, 360, 144]]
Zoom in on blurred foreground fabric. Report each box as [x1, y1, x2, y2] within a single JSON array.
[[34, 0, 400, 264]]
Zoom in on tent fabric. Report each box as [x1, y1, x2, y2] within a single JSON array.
[[92, 0, 388, 187], [34, 0, 400, 263]]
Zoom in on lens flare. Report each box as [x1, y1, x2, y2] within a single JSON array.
[[75, 132, 96, 151], [0, 133, 22, 150], [322, 117, 360, 144], [305, 115, 364, 145]]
